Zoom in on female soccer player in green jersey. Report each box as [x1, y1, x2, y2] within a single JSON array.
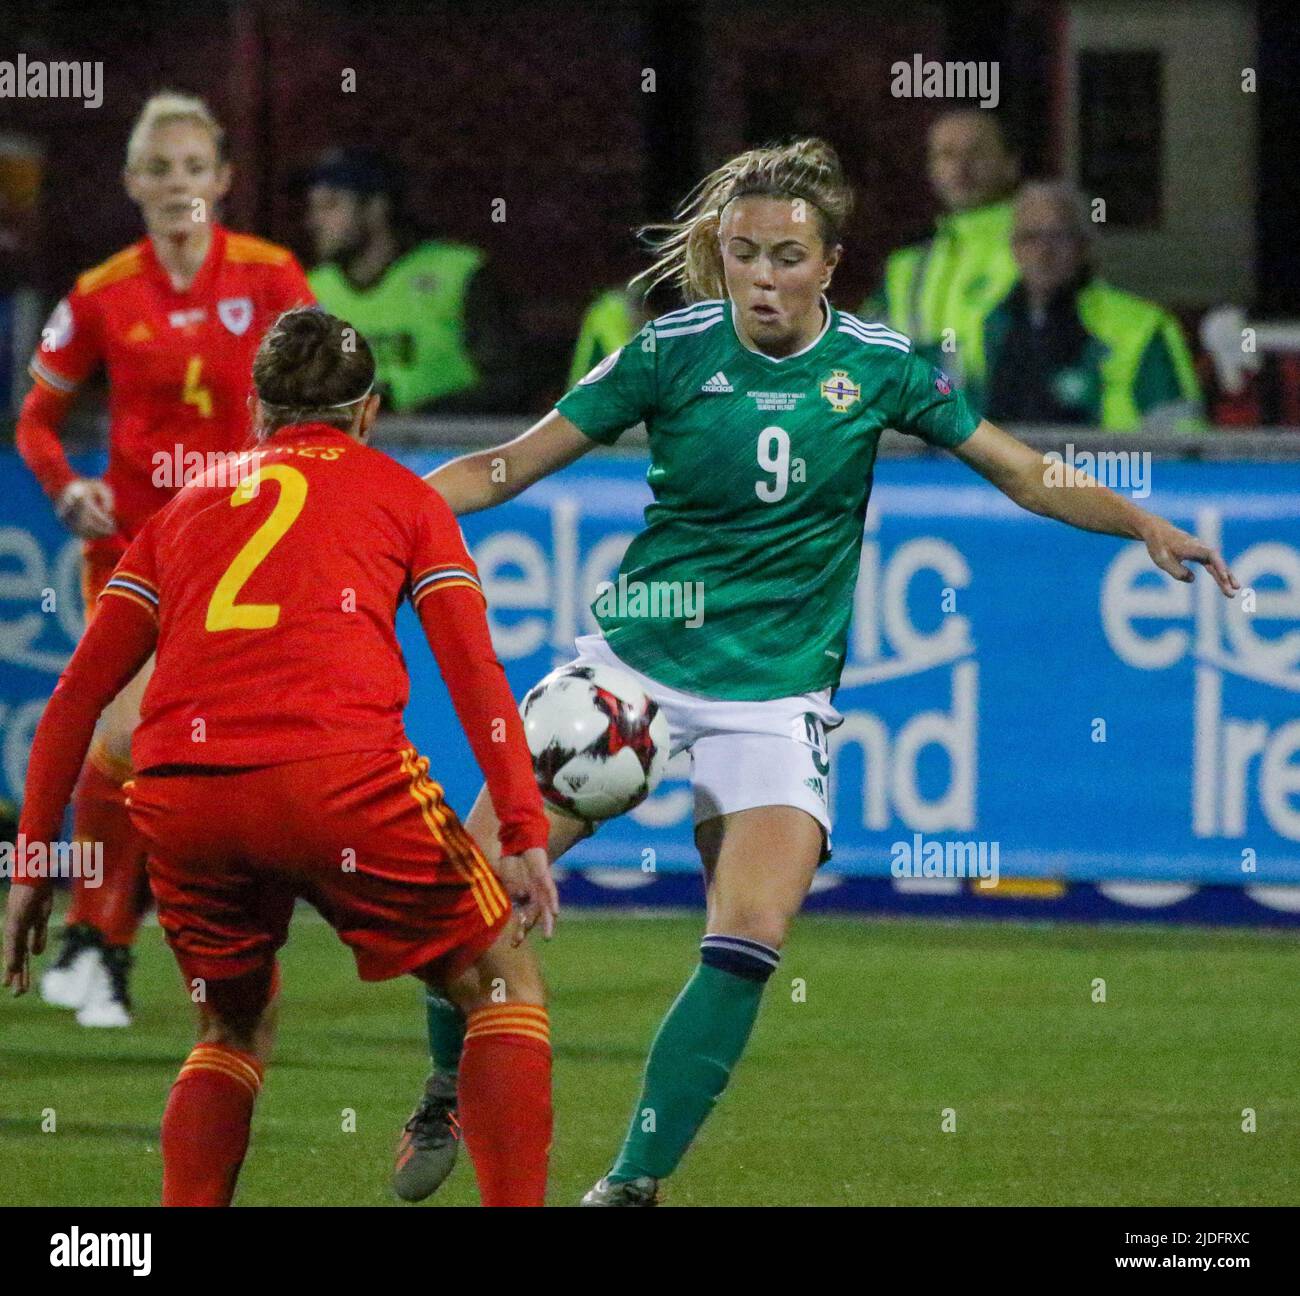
[[394, 138, 1238, 1206]]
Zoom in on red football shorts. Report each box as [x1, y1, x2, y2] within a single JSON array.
[[125, 747, 510, 998]]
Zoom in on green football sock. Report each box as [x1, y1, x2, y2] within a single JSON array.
[[610, 937, 778, 1183], [424, 990, 466, 1083]]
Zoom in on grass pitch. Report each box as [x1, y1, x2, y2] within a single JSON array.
[[2, 908, 1296, 1206]]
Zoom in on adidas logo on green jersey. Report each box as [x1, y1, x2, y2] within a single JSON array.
[[700, 371, 733, 393]]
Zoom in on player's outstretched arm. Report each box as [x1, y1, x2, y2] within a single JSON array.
[[3, 595, 157, 993], [415, 583, 557, 939], [953, 419, 1240, 597], [423, 410, 594, 516]]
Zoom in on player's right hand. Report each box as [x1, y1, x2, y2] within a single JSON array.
[[1139, 515, 1238, 597], [3, 882, 54, 996], [56, 478, 117, 539], [496, 846, 558, 946]]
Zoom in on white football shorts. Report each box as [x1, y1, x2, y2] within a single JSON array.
[[568, 633, 843, 845]]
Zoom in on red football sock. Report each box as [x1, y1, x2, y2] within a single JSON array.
[[161, 1043, 264, 1207], [458, 1004, 552, 1206], [66, 752, 150, 945]]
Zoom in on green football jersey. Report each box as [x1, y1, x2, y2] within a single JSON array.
[[555, 298, 980, 700]]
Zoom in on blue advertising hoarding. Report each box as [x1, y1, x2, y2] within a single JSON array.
[[3, 447, 1299, 921]]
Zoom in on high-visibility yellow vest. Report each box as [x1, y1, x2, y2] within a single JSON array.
[[867, 200, 1017, 382], [1073, 279, 1202, 431], [568, 288, 639, 389], [975, 277, 1203, 431], [309, 241, 482, 411]]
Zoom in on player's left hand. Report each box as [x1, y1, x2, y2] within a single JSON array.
[[1140, 518, 1239, 597], [496, 847, 558, 946], [3, 882, 55, 996]]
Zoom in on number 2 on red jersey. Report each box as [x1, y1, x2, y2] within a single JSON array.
[[205, 464, 308, 631]]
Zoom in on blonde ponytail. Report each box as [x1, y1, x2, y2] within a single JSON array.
[[633, 137, 854, 302]]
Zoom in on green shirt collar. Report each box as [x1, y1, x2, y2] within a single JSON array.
[[729, 294, 835, 365]]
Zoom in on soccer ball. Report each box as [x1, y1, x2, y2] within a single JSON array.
[[521, 663, 670, 821]]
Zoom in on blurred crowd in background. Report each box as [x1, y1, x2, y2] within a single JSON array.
[[1, 0, 1297, 434]]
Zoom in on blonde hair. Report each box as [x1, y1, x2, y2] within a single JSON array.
[[125, 92, 226, 171], [633, 137, 854, 302]]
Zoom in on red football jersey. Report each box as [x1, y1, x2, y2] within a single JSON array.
[[108, 423, 494, 765], [28, 224, 314, 548], [16, 423, 549, 864]]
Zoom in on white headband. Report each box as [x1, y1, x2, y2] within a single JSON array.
[[261, 383, 374, 411]]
